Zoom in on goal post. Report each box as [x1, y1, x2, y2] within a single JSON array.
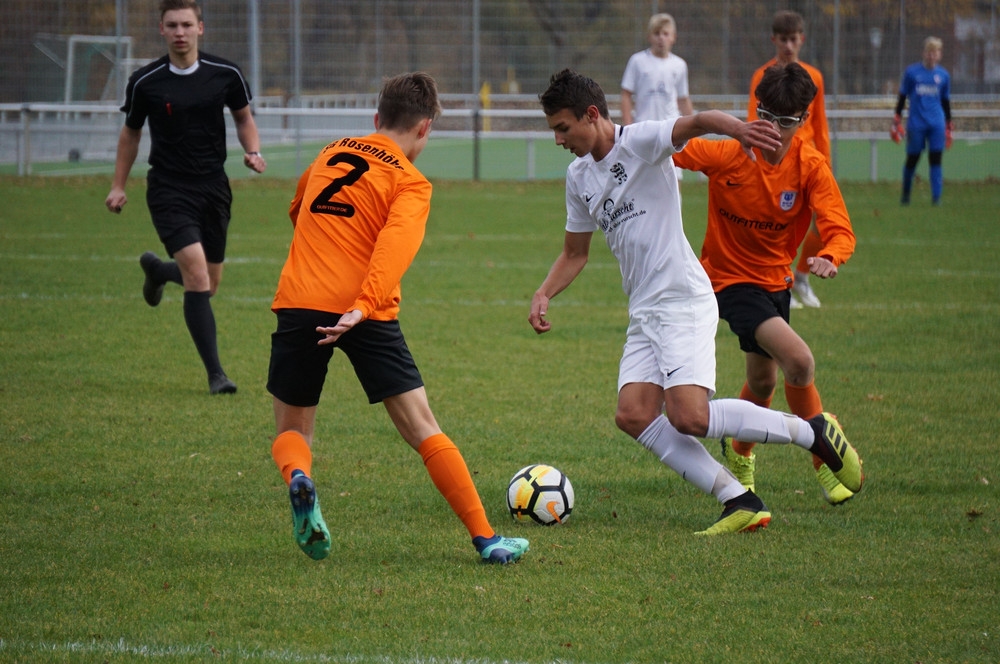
[[61, 34, 134, 103]]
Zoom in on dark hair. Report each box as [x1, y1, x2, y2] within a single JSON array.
[[539, 69, 609, 120], [771, 10, 805, 35], [376, 72, 441, 131], [754, 63, 817, 117], [159, 0, 201, 20]]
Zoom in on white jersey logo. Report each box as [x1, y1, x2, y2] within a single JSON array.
[[779, 190, 797, 211]]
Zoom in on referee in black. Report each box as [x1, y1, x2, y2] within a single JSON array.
[[106, 0, 266, 395]]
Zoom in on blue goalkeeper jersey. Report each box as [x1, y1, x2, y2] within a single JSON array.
[[899, 62, 950, 131]]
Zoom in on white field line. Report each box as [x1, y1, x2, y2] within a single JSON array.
[[0, 291, 628, 310], [0, 638, 545, 664], [1, 252, 997, 310], [0, 250, 996, 280], [0, 251, 620, 271], [2, 234, 998, 248], [4, 291, 998, 315]]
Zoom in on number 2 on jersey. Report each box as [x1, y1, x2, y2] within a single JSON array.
[[309, 152, 370, 217]]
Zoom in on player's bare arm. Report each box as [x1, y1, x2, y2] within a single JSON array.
[[672, 111, 781, 160], [529, 232, 592, 334], [233, 106, 267, 173], [620, 89, 635, 125], [105, 125, 142, 213]]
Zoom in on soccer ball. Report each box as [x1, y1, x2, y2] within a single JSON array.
[[507, 464, 574, 525]]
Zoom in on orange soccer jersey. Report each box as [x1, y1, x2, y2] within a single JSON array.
[[748, 59, 830, 164], [672, 135, 855, 293], [271, 133, 432, 321]]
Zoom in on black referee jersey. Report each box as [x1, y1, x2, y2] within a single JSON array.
[[122, 53, 253, 179]]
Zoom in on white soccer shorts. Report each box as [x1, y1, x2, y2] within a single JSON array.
[[617, 293, 718, 397]]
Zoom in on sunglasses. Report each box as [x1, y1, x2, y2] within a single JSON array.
[[756, 107, 805, 128]]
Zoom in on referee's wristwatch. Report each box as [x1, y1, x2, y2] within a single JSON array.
[[246, 151, 262, 157]]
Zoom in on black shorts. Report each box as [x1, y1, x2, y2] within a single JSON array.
[[146, 169, 232, 263], [715, 284, 792, 358], [267, 309, 424, 407]]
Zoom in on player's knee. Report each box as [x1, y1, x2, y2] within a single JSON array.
[[663, 408, 708, 438], [615, 404, 657, 438], [781, 354, 815, 386], [748, 375, 778, 399], [905, 153, 921, 169], [614, 408, 641, 437], [929, 151, 943, 166]]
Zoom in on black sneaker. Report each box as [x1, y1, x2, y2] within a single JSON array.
[[209, 373, 237, 395], [139, 251, 165, 307]]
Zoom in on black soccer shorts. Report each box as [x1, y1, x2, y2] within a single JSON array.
[[267, 309, 424, 407], [146, 170, 232, 262], [715, 284, 793, 358]]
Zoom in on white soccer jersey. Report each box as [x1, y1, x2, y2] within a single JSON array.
[[564, 119, 713, 314], [621, 50, 690, 122]]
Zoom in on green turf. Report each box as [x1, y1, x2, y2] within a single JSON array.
[[1, 176, 998, 662]]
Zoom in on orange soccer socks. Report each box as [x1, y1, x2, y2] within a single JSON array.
[[272, 430, 313, 485], [784, 381, 825, 470], [418, 433, 494, 541], [731, 382, 773, 458]]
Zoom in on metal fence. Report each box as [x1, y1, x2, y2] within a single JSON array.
[[4, 0, 999, 105], [2, 1, 998, 182], [3, 95, 999, 182]]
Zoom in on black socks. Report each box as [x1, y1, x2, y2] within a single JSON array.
[[183, 290, 223, 377]]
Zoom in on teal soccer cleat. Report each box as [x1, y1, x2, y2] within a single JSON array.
[[289, 472, 331, 560], [474, 535, 529, 564]]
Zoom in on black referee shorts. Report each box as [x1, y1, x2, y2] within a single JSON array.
[[146, 169, 232, 263], [267, 309, 424, 407], [715, 284, 793, 358]]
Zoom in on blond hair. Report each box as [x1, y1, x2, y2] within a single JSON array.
[[648, 13, 676, 35], [924, 36, 943, 53]]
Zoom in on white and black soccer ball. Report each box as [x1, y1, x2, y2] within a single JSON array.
[[507, 464, 574, 525]]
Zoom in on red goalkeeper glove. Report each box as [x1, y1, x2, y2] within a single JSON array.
[[945, 121, 954, 150], [890, 114, 905, 144]]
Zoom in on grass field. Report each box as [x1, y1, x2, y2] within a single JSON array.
[[1, 175, 999, 663]]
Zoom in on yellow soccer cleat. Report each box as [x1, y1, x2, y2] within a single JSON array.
[[721, 437, 756, 492], [808, 413, 864, 493], [695, 491, 771, 536], [816, 463, 855, 505]]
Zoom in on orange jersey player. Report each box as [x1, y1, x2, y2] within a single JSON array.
[[747, 11, 829, 164], [676, 124, 853, 295], [273, 134, 429, 319], [747, 10, 830, 309], [674, 62, 859, 506], [267, 72, 529, 565], [748, 62, 829, 164]]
